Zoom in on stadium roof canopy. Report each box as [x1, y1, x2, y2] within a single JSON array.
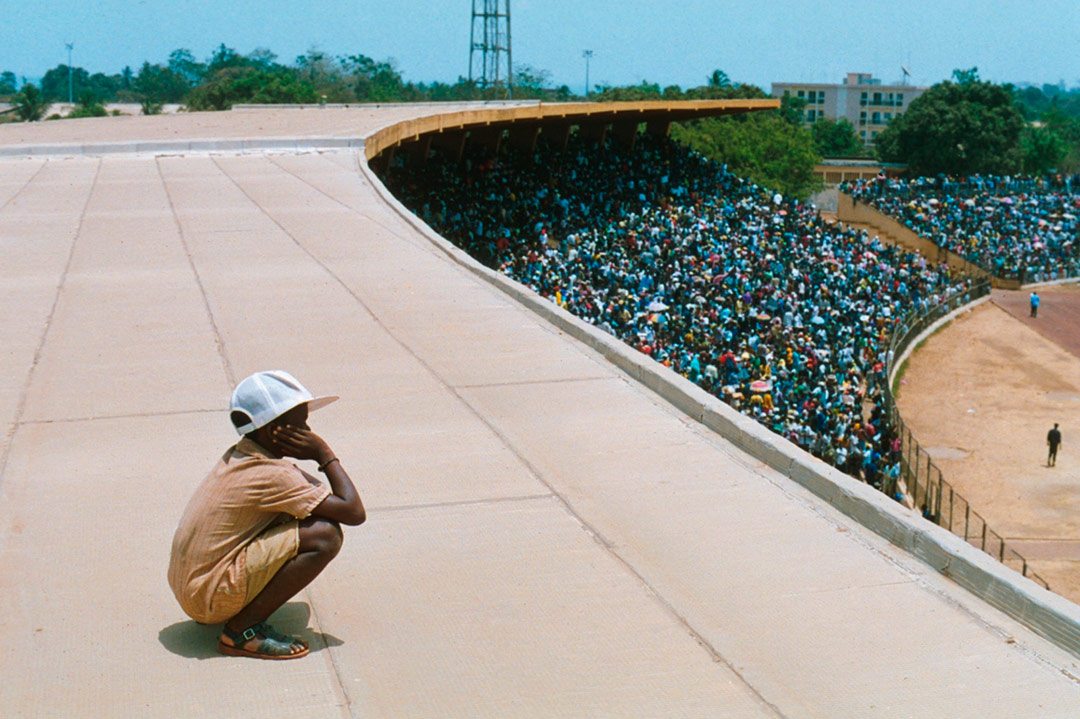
[[363, 98, 779, 161]]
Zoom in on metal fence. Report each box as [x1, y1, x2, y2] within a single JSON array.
[[882, 279, 1050, 590]]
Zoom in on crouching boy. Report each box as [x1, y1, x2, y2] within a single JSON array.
[[168, 370, 365, 659]]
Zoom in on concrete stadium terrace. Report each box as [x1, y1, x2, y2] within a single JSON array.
[[3, 101, 1080, 717]]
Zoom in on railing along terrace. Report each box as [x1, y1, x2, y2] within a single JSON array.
[[881, 278, 1049, 589]]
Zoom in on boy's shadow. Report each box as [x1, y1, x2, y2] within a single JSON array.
[[158, 602, 343, 659]]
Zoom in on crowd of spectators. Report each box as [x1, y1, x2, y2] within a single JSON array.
[[844, 173, 1080, 282], [382, 134, 971, 494]]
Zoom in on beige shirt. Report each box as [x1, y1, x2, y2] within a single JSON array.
[[168, 438, 331, 624]]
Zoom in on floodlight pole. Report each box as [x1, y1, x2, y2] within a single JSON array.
[[583, 50, 593, 100], [65, 43, 74, 104]]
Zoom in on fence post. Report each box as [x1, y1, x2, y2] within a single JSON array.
[[935, 475, 943, 523], [948, 486, 954, 532], [925, 452, 932, 514]]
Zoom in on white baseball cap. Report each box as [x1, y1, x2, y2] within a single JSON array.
[[230, 370, 338, 435]]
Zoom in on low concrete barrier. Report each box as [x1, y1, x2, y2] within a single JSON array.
[[358, 149, 1080, 659], [0, 136, 367, 159]]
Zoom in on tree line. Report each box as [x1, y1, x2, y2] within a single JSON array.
[[2, 47, 1078, 197]]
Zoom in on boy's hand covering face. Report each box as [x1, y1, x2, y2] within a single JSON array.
[[271, 424, 332, 463]]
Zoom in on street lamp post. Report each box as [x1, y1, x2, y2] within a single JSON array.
[[65, 43, 73, 105], [582, 50, 593, 100]]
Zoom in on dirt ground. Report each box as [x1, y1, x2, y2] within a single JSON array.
[[897, 284, 1080, 602]]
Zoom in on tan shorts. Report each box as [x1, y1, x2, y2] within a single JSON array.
[[243, 519, 300, 604]]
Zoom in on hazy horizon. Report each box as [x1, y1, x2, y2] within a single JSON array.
[[3, 1, 1078, 93]]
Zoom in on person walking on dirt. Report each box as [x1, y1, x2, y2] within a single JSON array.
[[1048, 423, 1062, 467], [1030, 291, 1040, 318]]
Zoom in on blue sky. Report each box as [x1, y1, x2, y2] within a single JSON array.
[[3, 1, 1078, 92]]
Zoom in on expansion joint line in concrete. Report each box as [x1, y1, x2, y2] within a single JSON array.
[[155, 157, 236, 388], [263, 153, 442, 261], [206, 154, 357, 711], [369, 492, 555, 514], [0, 158, 102, 491], [17, 407, 223, 427], [451, 375, 614, 390], [0, 159, 47, 214], [212, 154, 789, 719]]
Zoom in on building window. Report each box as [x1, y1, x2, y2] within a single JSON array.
[[859, 111, 867, 125], [871, 131, 878, 138], [860, 91, 867, 106], [872, 112, 881, 124], [884, 112, 892, 121], [797, 90, 805, 98], [896, 93, 903, 105], [860, 130, 867, 139], [806, 109, 816, 122]]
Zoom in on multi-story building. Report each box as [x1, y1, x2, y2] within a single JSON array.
[[771, 72, 927, 147]]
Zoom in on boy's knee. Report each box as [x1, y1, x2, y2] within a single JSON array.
[[303, 519, 343, 557]]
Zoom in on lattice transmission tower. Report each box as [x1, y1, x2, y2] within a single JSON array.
[[469, 0, 512, 99]]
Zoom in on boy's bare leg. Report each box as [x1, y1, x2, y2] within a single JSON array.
[[221, 517, 343, 655]]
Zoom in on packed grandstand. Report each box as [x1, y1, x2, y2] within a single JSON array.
[[844, 173, 1080, 283], [380, 134, 997, 497]]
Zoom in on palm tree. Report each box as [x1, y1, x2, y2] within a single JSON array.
[[707, 70, 731, 89], [14, 83, 49, 122]]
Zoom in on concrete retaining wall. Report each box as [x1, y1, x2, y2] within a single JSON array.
[[835, 192, 1006, 286]]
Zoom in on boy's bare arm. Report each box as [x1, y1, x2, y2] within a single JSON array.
[[271, 424, 366, 526]]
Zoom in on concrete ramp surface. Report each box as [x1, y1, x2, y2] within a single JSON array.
[[2, 109, 1080, 718]]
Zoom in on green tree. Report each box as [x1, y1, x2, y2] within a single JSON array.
[[40, 64, 89, 101], [707, 69, 731, 88], [512, 64, 551, 99], [417, 77, 480, 102], [951, 67, 981, 86], [0, 71, 17, 96], [875, 71, 1024, 175], [341, 54, 407, 101], [247, 47, 280, 71], [1041, 106, 1080, 171], [67, 90, 108, 118], [777, 93, 807, 126], [810, 117, 866, 157], [185, 67, 317, 110], [168, 49, 205, 86], [85, 72, 122, 102], [682, 82, 766, 101], [672, 113, 821, 199], [207, 44, 246, 73], [1020, 124, 1068, 173], [593, 80, 663, 101], [132, 62, 189, 113], [13, 83, 49, 121]]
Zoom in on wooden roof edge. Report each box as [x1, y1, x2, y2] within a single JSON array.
[[364, 99, 779, 159]]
